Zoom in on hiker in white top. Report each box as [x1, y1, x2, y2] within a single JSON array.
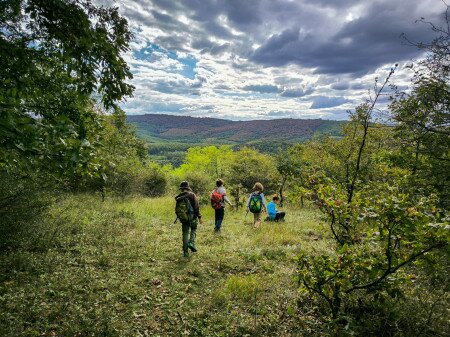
[[211, 179, 233, 232]]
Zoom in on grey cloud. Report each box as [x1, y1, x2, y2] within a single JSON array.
[[224, 0, 262, 26], [191, 76, 207, 88], [119, 0, 445, 119], [181, 104, 216, 114], [121, 4, 153, 26], [183, 0, 222, 22], [303, 0, 362, 8], [125, 1, 442, 75], [310, 96, 349, 109], [350, 83, 368, 90], [150, 0, 183, 11], [242, 84, 280, 93], [154, 34, 191, 53], [201, 20, 234, 39], [273, 75, 304, 86], [331, 82, 350, 90], [281, 86, 314, 97], [152, 79, 201, 95], [214, 84, 231, 90], [127, 101, 186, 114], [191, 38, 230, 55], [251, 1, 440, 74], [150, 10, 176, 25], [232, 60, 262, 72]]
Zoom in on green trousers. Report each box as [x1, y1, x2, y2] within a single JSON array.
[[181, 219, 197, 253]]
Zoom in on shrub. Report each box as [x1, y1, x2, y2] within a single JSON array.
[[142, 163, 167, 197]]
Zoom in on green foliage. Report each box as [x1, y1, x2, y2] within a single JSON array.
[[389, 7, 450, 207], [86, 108, 150, 199], [214, 274, 266, 306], [142, 163, 168, 197], [130, 114, 345, 150], [390, 76, 450, 206], [168, 145, 282, 201], [293, 15, 450, 331], [0, 170, 55, 251], [299, 181, 448, 316], [175, 145, 234, 179], [182, 170, 211, 197], [276, 144, 307, 205], [228, 147, 278, 194], [0, 1, 144, 249], [1, 0, 134, 176]]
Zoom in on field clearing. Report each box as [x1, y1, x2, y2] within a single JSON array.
[[0, 195, 331, 336]]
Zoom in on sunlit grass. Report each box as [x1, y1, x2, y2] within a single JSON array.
[[0, 194, 331, 336]]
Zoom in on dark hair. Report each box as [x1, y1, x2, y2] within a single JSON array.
[[273, 195, 280, 201], [216, 179, 224, 187]]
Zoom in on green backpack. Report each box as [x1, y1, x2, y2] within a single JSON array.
[[175, 194, 195, 223], [248, 193, 262, 213]]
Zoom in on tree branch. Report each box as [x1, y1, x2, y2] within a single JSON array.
[[346, 242, 445, 293]]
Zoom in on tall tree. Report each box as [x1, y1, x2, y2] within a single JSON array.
[[0, 0, 134, 175], [0, 0, 135, 236], [391, 7, 450, 204]]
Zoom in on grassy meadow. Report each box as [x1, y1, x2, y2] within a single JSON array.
[[0, 195, 331, 337]]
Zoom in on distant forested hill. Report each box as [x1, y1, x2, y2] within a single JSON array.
[[127, 114, 345, 166], [128, 114, 344, 143]]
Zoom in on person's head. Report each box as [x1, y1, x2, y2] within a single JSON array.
[[253, 182, 263, 192], [273, 195, 280, 204], [216, 179, 224, 187], [179, 181, 192, 191]]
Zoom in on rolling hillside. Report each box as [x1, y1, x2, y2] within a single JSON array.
[[127, 114, 344, 144], [127, 114, 345, 166]]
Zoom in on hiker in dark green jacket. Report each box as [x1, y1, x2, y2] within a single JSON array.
[[175, 181, 203, 257]]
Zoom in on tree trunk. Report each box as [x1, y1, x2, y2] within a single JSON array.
[[279, 176, 287, 207], [232, 186, 241, 209]]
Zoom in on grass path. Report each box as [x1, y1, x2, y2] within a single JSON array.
[[0, 195, 331, 336]]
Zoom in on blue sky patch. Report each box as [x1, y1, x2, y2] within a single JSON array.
[[133, 42, 197, 80]]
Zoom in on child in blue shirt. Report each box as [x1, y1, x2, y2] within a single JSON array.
[[267, 195, 285, 221]]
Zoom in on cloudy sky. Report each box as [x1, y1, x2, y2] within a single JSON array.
[[103, 0, 444, 120]]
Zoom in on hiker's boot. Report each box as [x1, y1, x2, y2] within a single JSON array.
[[183, 251, 189, 257], [187, 242, 197, 252]]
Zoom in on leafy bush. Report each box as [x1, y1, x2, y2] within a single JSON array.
[[142, 163, 168, 197], [181, 170, 212, 197]]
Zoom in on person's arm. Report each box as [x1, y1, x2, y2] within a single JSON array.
[[220, 187, 233, 206], [246, 194, 251, 209], [190, 193, 201, 219], [223, 195, 233, 206]]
